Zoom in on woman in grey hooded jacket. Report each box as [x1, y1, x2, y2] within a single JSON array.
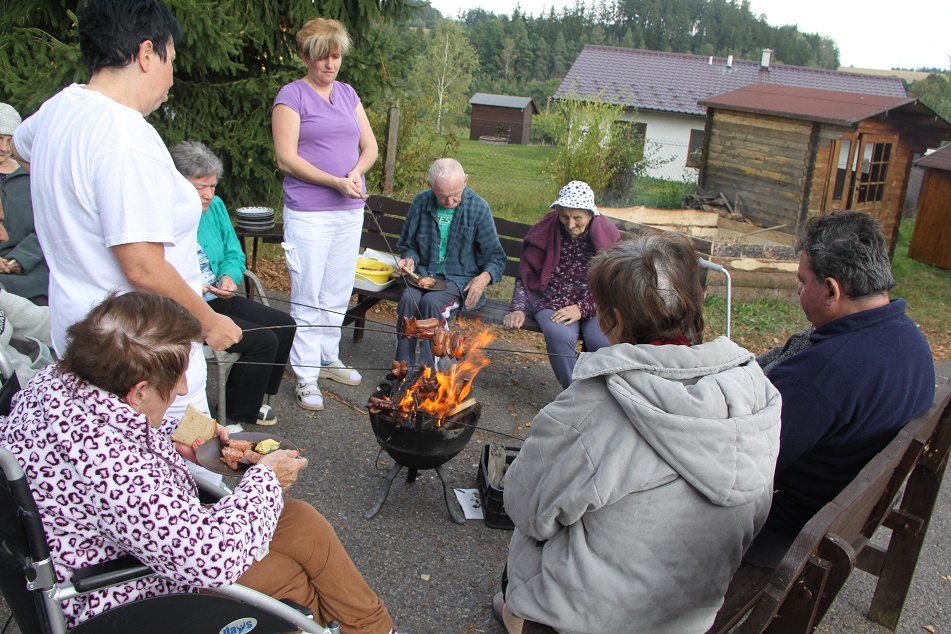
[[496, 231, 782, 634]]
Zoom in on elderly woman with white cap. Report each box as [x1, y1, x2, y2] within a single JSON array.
[[503, 181, 621, 389], [0, 103, 50, 301]]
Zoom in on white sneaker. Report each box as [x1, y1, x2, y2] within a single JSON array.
[[295, 380, 324, 411], [319, 359, 362, 386]]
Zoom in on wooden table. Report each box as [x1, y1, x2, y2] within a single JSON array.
[[234, 223, 284, 273]]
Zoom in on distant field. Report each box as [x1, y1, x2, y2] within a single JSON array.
[[454, 140, 558, 224]]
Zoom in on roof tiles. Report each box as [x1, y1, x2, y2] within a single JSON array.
[[556, 46, 908, 116]]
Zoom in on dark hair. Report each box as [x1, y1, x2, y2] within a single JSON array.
[[60, 292, 202, 400], [589, 231, 705, 345], [170, 141, 223, 179], [796, 211, 895, 300], [78, 0, 182, 74]]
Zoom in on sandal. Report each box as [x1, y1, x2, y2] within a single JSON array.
[[295, 380, 324, 411], [320, 359, 362, 386]]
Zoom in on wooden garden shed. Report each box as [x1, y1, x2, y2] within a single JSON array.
[[468, 93, 538, 145], [698, 84, 951, 254], [908, 145, 951, 268]]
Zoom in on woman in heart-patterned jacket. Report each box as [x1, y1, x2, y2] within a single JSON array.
[[0, 292, 395, 634]]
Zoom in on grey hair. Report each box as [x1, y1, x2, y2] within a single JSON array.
[[169, 141, 223, 179], [428, 158, 466, 185], [796, 210, 895, 300]]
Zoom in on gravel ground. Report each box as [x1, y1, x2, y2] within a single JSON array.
[[0, 304, 948, 634]]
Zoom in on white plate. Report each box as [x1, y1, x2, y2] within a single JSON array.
[[236, 206, 274, 217]]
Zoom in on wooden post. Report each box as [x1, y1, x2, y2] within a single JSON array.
[[383, 102, 400, 196]]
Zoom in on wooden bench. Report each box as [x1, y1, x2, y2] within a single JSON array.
[[707, 378, 951, 633], [344, 195, 713, 342]]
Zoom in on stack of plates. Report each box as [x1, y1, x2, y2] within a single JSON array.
[[235, 206, 275, 232]]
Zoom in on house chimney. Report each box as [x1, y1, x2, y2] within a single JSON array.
[[726, 55, 733, 69], [708, 56, 713, 65], [761, 48, 773, 70]]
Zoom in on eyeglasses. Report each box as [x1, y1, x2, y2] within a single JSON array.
[[193, 183, 217, 192]]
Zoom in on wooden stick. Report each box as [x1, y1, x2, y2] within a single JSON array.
[[447, 397, 477, 417]]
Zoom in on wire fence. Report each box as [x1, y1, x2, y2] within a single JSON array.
[[442, 136, 698, 219]]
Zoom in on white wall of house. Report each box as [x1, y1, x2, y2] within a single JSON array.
[[621, 109, 704, 182]]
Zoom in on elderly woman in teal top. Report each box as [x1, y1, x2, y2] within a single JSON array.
[[170, 141, 297, 427]]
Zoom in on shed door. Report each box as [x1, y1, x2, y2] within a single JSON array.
[[825, 133, 897, 215]]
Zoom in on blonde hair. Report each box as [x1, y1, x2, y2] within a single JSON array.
[[296, 18, 350, 61]]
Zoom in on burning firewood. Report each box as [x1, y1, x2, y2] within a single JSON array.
[[368, 325, 496, 422]]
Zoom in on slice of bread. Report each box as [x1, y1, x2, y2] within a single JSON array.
[[170, 404, 218, 446]]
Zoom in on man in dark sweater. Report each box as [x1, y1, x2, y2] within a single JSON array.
[[745, 211, 934, 567]]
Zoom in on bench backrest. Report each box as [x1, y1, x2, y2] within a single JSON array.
[[363, 195, 714, 280]]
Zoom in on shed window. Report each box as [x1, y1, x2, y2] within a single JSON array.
[[856, 142, 891, 204], [832, 140, 853, 201], [686, 130, 704, 167]]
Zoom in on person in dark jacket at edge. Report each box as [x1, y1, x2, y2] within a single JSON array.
[[745, 210, 934, 567]]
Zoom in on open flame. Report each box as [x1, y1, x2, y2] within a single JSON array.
[[396, 326, 496, 422]]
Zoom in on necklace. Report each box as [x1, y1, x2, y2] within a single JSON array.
[[302, 76, 332, 102]]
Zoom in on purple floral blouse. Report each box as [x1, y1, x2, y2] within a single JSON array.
[[510, 227, 599, 318]]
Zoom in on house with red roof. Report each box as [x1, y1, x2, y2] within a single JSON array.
[[556, 46, 908, 181], [697, 84, 951, 253]]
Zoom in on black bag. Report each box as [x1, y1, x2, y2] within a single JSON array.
[[0, 347, 20, 417]]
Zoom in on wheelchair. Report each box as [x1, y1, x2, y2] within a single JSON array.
[[0, 348, 332, 634]]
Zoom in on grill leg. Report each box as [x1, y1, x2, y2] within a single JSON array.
[[364, 463, 403, 520], [435, 464, 465, 525]]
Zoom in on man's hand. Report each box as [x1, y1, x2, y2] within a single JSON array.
[[204, 312, 243, 351], [503, 310, 526, 329], [396, 258, 415, 275], [0, 259, 21, 274], [463, 272, 492, 310], [551, 304, 582, 325]]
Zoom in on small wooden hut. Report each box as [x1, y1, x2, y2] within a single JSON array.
[[468, 93, 538, 145], [908, 145, 951, 268], [698, 84, 951, 254]]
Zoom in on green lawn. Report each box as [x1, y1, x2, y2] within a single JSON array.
[[454, 140, 558, 224], [891, 219, 951, 333]]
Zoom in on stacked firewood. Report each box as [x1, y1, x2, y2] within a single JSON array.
[[683, 188, 746, 222]]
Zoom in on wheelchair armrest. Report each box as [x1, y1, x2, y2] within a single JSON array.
[[280, 598, 314, 620], [72, 555, 153, 593]]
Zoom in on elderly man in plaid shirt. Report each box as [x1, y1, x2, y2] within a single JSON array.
[[394, 158, 506, 369]]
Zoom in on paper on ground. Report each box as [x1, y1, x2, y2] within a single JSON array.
[[454, 488, 485, 520]]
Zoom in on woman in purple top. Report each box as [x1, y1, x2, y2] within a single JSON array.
[[503, 181, 621, 389], [272, 18, 378, 412]]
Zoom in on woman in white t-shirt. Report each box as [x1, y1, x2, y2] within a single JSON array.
[[11, 0, 242, 420]]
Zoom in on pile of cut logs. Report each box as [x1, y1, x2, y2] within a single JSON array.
[[683, 188, 746, 222]]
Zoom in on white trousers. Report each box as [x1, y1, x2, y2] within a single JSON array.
[[282, 207, 362, 383]]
